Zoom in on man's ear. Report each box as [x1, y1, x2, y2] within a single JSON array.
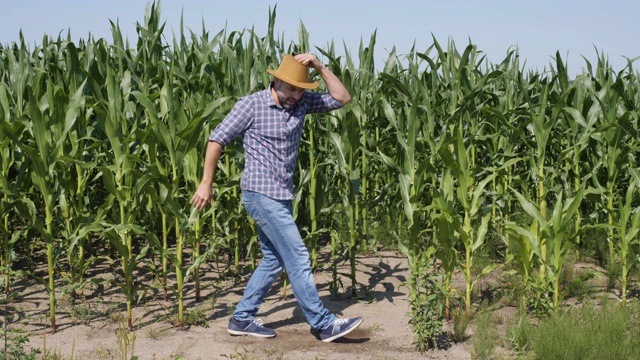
[[273, 79, 282, 91]]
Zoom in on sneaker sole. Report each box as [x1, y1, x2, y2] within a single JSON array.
[[321, 317, 364, 342], [227, 329, 276, 338]]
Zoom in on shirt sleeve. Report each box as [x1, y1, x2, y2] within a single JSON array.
[[208, 97, 254, 146], [304, 92, 343, 114]]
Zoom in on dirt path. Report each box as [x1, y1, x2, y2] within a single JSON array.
[[11, 251, 472, 359]]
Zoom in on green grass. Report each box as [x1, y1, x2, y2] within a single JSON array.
[[452, 307, 470, 343], [530, 299, 640, 360], [471, 311, 499, 360], [507, 312, 535, 354]]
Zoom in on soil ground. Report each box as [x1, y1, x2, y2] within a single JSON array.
[[9, 250, 484, 359]]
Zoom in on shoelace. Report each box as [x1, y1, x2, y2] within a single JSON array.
[[252, 319, 265, 327], [332, 318, 349, 326]]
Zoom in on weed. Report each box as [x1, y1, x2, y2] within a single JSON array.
[[531, 300, 640, 359], [522, 277, 555, 318], [261, 348, 285, 359], [224, 347, 287, 360], [363, 322, 383, 332], [96, 317, 138, 360], [2, 289, 41, 360], [183, 307, 209, 328], [506, 313, 534, 353], [471, 311, 499, 360], [407, 251, 446, 352], [39, 335, 75, 360], [115, 320, 137, 360], [158, 295, 216, 328], [109, 311, 127, 324], [451, 307, 469, 343], [144, 326, 170, 341], [69, 303, 102, 324], [0, 332, 40, 360]]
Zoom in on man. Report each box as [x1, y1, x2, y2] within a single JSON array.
[[190, 53, 363, 342]]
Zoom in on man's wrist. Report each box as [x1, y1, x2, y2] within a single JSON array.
[[313, 63, 328, 72]]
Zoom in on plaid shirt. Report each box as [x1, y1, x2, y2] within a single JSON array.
[[209, 83, 343, 200]]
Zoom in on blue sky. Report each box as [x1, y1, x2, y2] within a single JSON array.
[[1, 0, 638, 77]]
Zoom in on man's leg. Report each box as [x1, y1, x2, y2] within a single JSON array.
[[240, 191, 336, 331], [231, 225, 283, 320], [228, 193, 285, 338]]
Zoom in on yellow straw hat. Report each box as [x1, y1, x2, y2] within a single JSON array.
[[267, 54, 319, 90]]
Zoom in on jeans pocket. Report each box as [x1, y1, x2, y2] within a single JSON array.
[[242, 192, 266, 226]]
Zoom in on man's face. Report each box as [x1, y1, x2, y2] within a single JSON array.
[[274, 80, 304, 109]]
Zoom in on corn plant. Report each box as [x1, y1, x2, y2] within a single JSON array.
[[302, 118, 328, 270], [509, 187, 586, 308], [377, 64, 435, 317], [430, 170, 460, 318], [519, 79, 553, 280], [0, 40, 41, 295], [615, 170, 640, 304], [157, 72, 229, 323], [560, 85, 598, 253], [590, 82, 632, 267], [180, 95, 233, 302], [0, 84, 21, 293], [51, 41, 108, 298], [585, 168, 640, 304], [328, 108, 362, 296], [335, 33, 380, 252], [436, 125, 497, 318], [6, 49, 89, 329], [93, 57, 160, 331], [478, 50, 528, 255]]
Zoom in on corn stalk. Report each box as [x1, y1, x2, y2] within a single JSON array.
[[328, 108, 361, 297]]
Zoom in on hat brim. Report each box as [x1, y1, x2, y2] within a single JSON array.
[[267, 69, 319, 90]]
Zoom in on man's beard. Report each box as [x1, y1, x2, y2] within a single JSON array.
[[280, 95, 297, 109]]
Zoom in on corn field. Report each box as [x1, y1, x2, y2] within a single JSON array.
[[2, 2, 640, 350]]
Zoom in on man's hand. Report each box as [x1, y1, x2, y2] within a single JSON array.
[[294, 52, 351, 106], [294, 53, 323, 71], [190, 182, 214, 211], [191, 140, 223, 211]]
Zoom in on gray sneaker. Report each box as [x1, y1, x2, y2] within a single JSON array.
[[227, 318, 276, 338], [318, 317, 363, 342]]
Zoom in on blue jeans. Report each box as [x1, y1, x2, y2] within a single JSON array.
[[232, 191, 336, 331]]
